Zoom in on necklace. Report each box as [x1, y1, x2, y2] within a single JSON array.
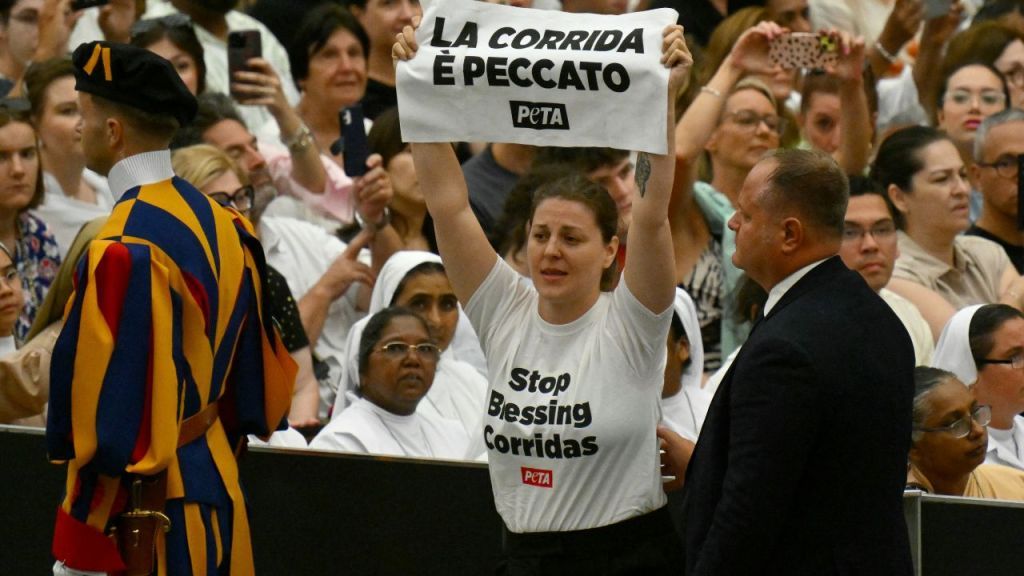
[[370, 405, 435, 458]]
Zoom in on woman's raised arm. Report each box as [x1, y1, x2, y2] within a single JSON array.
[[622, 25, 692, 314], [393, 24, 498, 305]]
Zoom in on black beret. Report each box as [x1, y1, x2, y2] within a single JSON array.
[[72, 41, 198, 126]]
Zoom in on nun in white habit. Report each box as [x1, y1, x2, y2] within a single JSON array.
[[932, 304, 1024, 471], [310, 307, 470, 459], [330, 251, 487, 456]]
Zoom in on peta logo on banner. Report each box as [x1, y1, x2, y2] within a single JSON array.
[[521, 467, 553, 488], [510, 101, 569, 130]]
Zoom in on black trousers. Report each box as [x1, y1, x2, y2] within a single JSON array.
[[497, 506, 684, 576]]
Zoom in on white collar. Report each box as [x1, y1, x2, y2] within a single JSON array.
[[988, 418, 1024, 465], [763, 258, 829, 316], [107, 150, 175, 202]]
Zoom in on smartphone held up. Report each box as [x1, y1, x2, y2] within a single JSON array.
[[228, 30, 262, 102], [339, 105, 369, 178], [769, 32, 839, 70]]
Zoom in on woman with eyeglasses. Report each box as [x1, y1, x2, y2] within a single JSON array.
[[932, 304, 1024, 472], [171, 144, 322, 430], [907, 366, 1024, 498], [873, 125, 1024, 339], [0, 96, 59, 344], [940, 21, 1024, 112], [673, 21, 870, 367], [935, 62, 1009, 220], [328, 250, 487, 456], [310, 306, 471, 459], [23, 57, 114, 258]]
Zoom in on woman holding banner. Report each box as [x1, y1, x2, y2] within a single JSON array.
[[393, 17, 691, 575]]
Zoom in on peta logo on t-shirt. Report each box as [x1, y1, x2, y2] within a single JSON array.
[[521, 466, 553, 488]]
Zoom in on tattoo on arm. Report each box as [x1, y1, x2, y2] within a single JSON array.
[[635, 152, 651, 198]]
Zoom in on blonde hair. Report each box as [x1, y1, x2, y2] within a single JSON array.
[[171, 144, 248, 191], [730, 77, 779, 111]]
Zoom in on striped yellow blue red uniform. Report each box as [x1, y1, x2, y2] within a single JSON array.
[[46, 176, 296, 574]]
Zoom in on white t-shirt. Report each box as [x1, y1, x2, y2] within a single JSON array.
[[880, 288, 934, 366], [660, 387, 714, 443], [310, 396, 470, 460], [465, 259, 670, 533], [258, 216, 367, 414]]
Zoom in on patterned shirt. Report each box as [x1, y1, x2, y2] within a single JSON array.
[[16, 211, 61, 344]]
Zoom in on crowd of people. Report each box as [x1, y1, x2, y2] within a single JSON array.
[[1, 0, 1024, 574]]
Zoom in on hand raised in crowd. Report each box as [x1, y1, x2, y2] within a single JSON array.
[[880, 0, 924, 50], [725, 20, 788, 78], [316, 228, 376, 301], [657, 425, 694, 493], [230, 57, 291, 115], [354, 154, 394, 227], [35, 0, 80, 62], [662, 24, 693, 95], [97, 0, 137, 43], [921, 0, 964, 48], [392, 14, 423, 64], [821, 29, 866, 83]]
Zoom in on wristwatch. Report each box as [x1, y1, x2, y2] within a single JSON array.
[[355, 207, 391, 232], [283, 123, 314, 153]]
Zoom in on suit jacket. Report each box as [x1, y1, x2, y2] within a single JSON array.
[[682, 256, 914, 575]]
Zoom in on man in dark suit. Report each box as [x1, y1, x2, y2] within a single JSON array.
[[679, 149, 915, 575]]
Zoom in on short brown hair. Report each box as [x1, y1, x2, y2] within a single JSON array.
[[92, 95, 180, 144], [762, 148, 849, 238], [23, 57, 75, 121]]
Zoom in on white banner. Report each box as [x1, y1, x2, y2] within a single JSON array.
[[396, 0, 677, 154]]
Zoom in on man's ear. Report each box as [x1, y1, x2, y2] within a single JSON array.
[[779, 217, 804, 254], [107, 117, 124, 150]]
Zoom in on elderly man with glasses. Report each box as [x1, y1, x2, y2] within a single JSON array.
[[968, 108, 1024, 273]]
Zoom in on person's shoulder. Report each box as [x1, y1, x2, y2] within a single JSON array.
[[977, 462, 1024, 479], [19, 212, 58, 246], [956, 234, 1011, 264], [768, 261, 894, 335], [957, 233, 1008, 252], [879, 287, 924, 318]]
